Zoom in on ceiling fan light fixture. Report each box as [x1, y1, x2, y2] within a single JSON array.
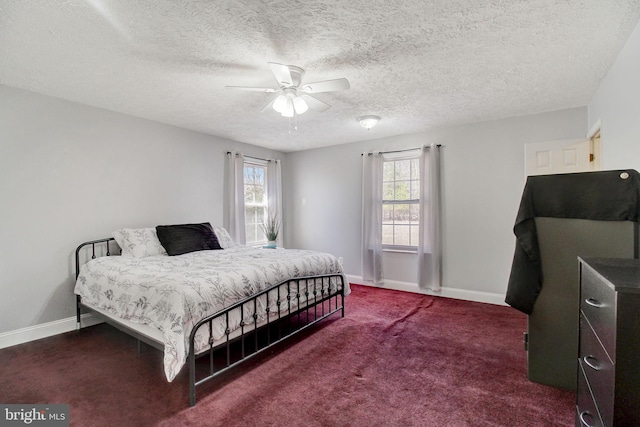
[[281, 97, 295, 117], [272, 94, 287, 113], [358, 115, 380, 130], [293, 96, 309, 114]]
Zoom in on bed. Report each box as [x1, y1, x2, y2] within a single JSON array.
[[74, 224, 348, 406]]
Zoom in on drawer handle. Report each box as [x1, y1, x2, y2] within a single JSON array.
[[579, 411, 596, 427], [584, 298, 604, 308], [583, 355, 601, 371]]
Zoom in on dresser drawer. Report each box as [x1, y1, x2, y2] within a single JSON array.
[[581, 265, 616, 354], [576, 362, 604, 427], [579, 314, 614, 425], [577, 258, 640, 427]]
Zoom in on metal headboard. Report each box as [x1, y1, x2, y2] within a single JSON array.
[[74, 237, 119, 279], [75, 237, 120, 330]]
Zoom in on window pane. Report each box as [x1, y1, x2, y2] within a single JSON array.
[[395, 160, 410, 180], [249, 186, 262, 203], [410, 204, 420, 222], [245, 206, 266, 243], [244, 165, 266, 204], [394, 180, 410, 201], [411, 159, 419, 180], [245, 206, 259, 226], [410, 224, 420, 246], [410, 179, 420, 199], [382, 204, 394, 223], [394, 203, 411, 222], [383, 161, 395, 182], [244, 166, 265, 186], [383, 182, 394, 200], [394, 225, 411, 246], [382, 224, 394, 246]]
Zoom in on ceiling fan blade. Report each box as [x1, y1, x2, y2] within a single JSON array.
[[225, 86, 277, 93], [301, 78, 350, 93], [300, 94, 331, 112], [268, 62, 294, 86]]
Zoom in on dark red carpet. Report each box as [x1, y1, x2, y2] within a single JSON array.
[[0, 285, 574, 426]]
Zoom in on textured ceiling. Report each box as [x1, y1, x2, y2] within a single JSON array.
[[1, 1, 639, 152]]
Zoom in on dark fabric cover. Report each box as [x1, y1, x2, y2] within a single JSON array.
[[156, 222, 222, 256], [506, 170, 640, 314]]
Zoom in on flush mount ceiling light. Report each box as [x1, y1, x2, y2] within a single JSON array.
[[358, 115, 380, 130]]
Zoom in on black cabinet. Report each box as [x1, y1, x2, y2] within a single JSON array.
[[529, 218, 635, 390]]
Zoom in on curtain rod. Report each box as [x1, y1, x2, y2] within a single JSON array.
[[226, 151, 272, 163], [361, 145, 441, 156]]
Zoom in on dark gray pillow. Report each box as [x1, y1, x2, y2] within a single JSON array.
[[156, 222, 222, 256]]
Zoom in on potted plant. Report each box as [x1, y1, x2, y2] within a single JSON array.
[[261, 215, 281, 248]]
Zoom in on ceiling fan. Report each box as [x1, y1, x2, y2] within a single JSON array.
[[226, 62, 350, 117]]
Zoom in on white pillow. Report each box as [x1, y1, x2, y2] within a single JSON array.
[[112, 228, 168, 258], [214, 226, 236, 249]]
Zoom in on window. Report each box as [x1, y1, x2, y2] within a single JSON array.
[[244, 161, 268, 245], [382, 156, 420, 250]]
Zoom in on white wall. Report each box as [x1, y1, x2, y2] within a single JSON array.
[[0, 84, 284, 334], [588, 19, 640, 170], [285, 108, 587, 301]]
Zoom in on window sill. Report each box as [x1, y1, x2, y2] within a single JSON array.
[[383, 248, 418, 254]]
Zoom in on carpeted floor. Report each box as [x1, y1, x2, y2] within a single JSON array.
[[0, 285, 575, 426]]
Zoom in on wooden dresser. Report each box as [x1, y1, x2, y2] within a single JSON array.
[[576, 258, 640, 426]]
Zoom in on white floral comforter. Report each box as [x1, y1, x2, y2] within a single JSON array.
[[74, 246, 349, 381]]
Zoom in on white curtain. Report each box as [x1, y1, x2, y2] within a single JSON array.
[[418, 144, 443, 290], [361, 152, 384, 284], [266, 159, 283, 247], [224, 151, 246, 245]]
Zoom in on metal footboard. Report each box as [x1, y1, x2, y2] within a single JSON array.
[[187, 273, 345, 406], [74, 238, 345, 406]]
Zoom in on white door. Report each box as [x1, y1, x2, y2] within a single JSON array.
[[524, 138, 598, 177]]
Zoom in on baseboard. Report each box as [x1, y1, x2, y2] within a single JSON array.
[[0, 313, 103, 350], [1, 280, 505, 350], [346, 275, 507, 306]]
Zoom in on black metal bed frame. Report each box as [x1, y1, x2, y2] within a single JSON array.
[[75, 238, 346, 406]]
